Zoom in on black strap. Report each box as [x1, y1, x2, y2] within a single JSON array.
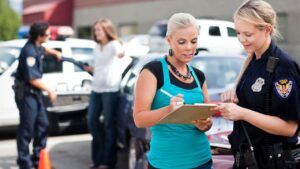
[[239, 56, 279, 169]]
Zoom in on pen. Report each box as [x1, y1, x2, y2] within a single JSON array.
[[160, 89, 174, 98], [160, 89, 184, 105]]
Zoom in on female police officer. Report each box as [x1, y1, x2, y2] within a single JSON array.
[[133, 13, 213, 169], [14, 22, 61, 169], [215, 0, 300, 169]]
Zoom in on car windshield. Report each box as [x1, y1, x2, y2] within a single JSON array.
[[71, 47, 94, 56], [0, 48, 19, 75], [149, 24, 167, 37], [70, 47, 95, 71], [191, 57, 243, 89]]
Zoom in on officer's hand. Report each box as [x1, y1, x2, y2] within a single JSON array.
[[214, 103, 244, 121], [220, 89, 239, 103], [192, 117, 212, 132], [169, 94, 184, 111], [48, 90, 57, 103]]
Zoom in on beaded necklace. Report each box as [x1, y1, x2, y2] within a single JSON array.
[[165, 57, 192, 80]]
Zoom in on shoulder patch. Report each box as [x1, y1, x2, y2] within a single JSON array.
[[274, 79, 293, 98], [26, 56, 36, 67]]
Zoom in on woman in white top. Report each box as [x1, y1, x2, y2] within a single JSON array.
[[85, 18, 124, 169]]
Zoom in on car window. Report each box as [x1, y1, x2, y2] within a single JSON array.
[[227, 27, 237, 37], [71, 47, 94, 56], [43, 55, 63, 73], [43, 48, 63, 73], [191, 57, 243, 89], [0, 51, 17, 75], [149, 23, 167, 37], [209, 26, 221, 36], [71, 47, 94, 72]]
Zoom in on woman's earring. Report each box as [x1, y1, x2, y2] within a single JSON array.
[[169, 49, 173, 56], [194, 48, 199, 55]]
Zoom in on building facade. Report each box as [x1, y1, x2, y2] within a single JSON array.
[[23, 0, 300, 63], [23, 0, 73, 26]]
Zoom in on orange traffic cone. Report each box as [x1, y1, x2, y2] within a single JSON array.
[[38, 149, 52, 169]]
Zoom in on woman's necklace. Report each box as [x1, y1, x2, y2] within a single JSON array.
[[165, 57, 192, 80]]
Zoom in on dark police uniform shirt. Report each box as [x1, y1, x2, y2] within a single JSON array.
[[15, 40, 45, 92], [231, 40, 300, 151]]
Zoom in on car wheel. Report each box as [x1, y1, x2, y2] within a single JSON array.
[[48, 113, 60, 135]]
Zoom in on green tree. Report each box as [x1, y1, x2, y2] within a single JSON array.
[[0, 0, 20, 40]]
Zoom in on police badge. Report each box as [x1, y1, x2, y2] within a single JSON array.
[[251, 77, 265, 92], [275, 79, 293, 98]]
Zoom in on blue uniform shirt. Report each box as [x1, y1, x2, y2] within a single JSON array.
[[231, 40, 300, 149], [15, 41, 44, 87]]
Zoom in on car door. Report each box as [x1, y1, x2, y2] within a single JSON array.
[[0, 59, 19, 127], [41, 44, 92, 113]]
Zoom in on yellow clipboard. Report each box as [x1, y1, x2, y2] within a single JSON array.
[[158, 103, 217, 124]]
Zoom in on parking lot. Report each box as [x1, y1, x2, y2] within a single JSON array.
[[0, 133, 129, 169]]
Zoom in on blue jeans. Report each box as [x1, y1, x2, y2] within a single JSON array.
[[87, 91, 119, 167]]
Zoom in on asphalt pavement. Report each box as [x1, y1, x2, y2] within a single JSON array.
[[0, 133, 128, 169]]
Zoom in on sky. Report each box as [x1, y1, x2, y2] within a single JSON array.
[[8, 0, 22, 15]]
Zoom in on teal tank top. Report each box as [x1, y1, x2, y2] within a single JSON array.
[[148, 58, 212, 169]]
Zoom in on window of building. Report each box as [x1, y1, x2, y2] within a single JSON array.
[[209, 26, 221, 36], [77, 26, 92, 39], [119, 23, 137, 36]]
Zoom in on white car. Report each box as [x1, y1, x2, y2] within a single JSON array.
[[121, 34, 150, 58], [0, 38, 96, 133], [148, 19, 245, 55]]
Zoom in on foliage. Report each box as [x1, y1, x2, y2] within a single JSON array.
[[0, 0, 21, 40]]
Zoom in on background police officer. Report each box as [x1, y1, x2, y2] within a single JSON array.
[[14, 22, 61, 169]]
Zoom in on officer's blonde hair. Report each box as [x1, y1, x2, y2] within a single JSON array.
[[166, 13, 199, 37], [234, 0, 280, 86]]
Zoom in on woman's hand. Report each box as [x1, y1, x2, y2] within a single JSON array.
[[220, 89, 239, 103], [83, 65, 94, 73], [214, 103, 244, 121], [169, 94, 184, 111], [192, 117, 212, 132], [117, 52, 125, 58]]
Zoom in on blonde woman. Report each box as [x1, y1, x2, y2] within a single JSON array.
[[215, 0, 300, 168], [85, 18, 124, 169], [133, 13, 213, 169]]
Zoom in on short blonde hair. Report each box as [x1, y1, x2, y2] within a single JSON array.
[[234, 0, 281, 39], [166, 13, 199, 37]]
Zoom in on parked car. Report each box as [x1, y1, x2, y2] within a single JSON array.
[[121, 34, 150, 59], [116, 53, 245, 169], [0, 38, 96, 134], [148, 19, 245, 55]]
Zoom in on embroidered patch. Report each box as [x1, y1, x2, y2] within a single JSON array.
[[275, 79, 293, 98], [251, 77, 265, 92], [26, 57, 36, 67]]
